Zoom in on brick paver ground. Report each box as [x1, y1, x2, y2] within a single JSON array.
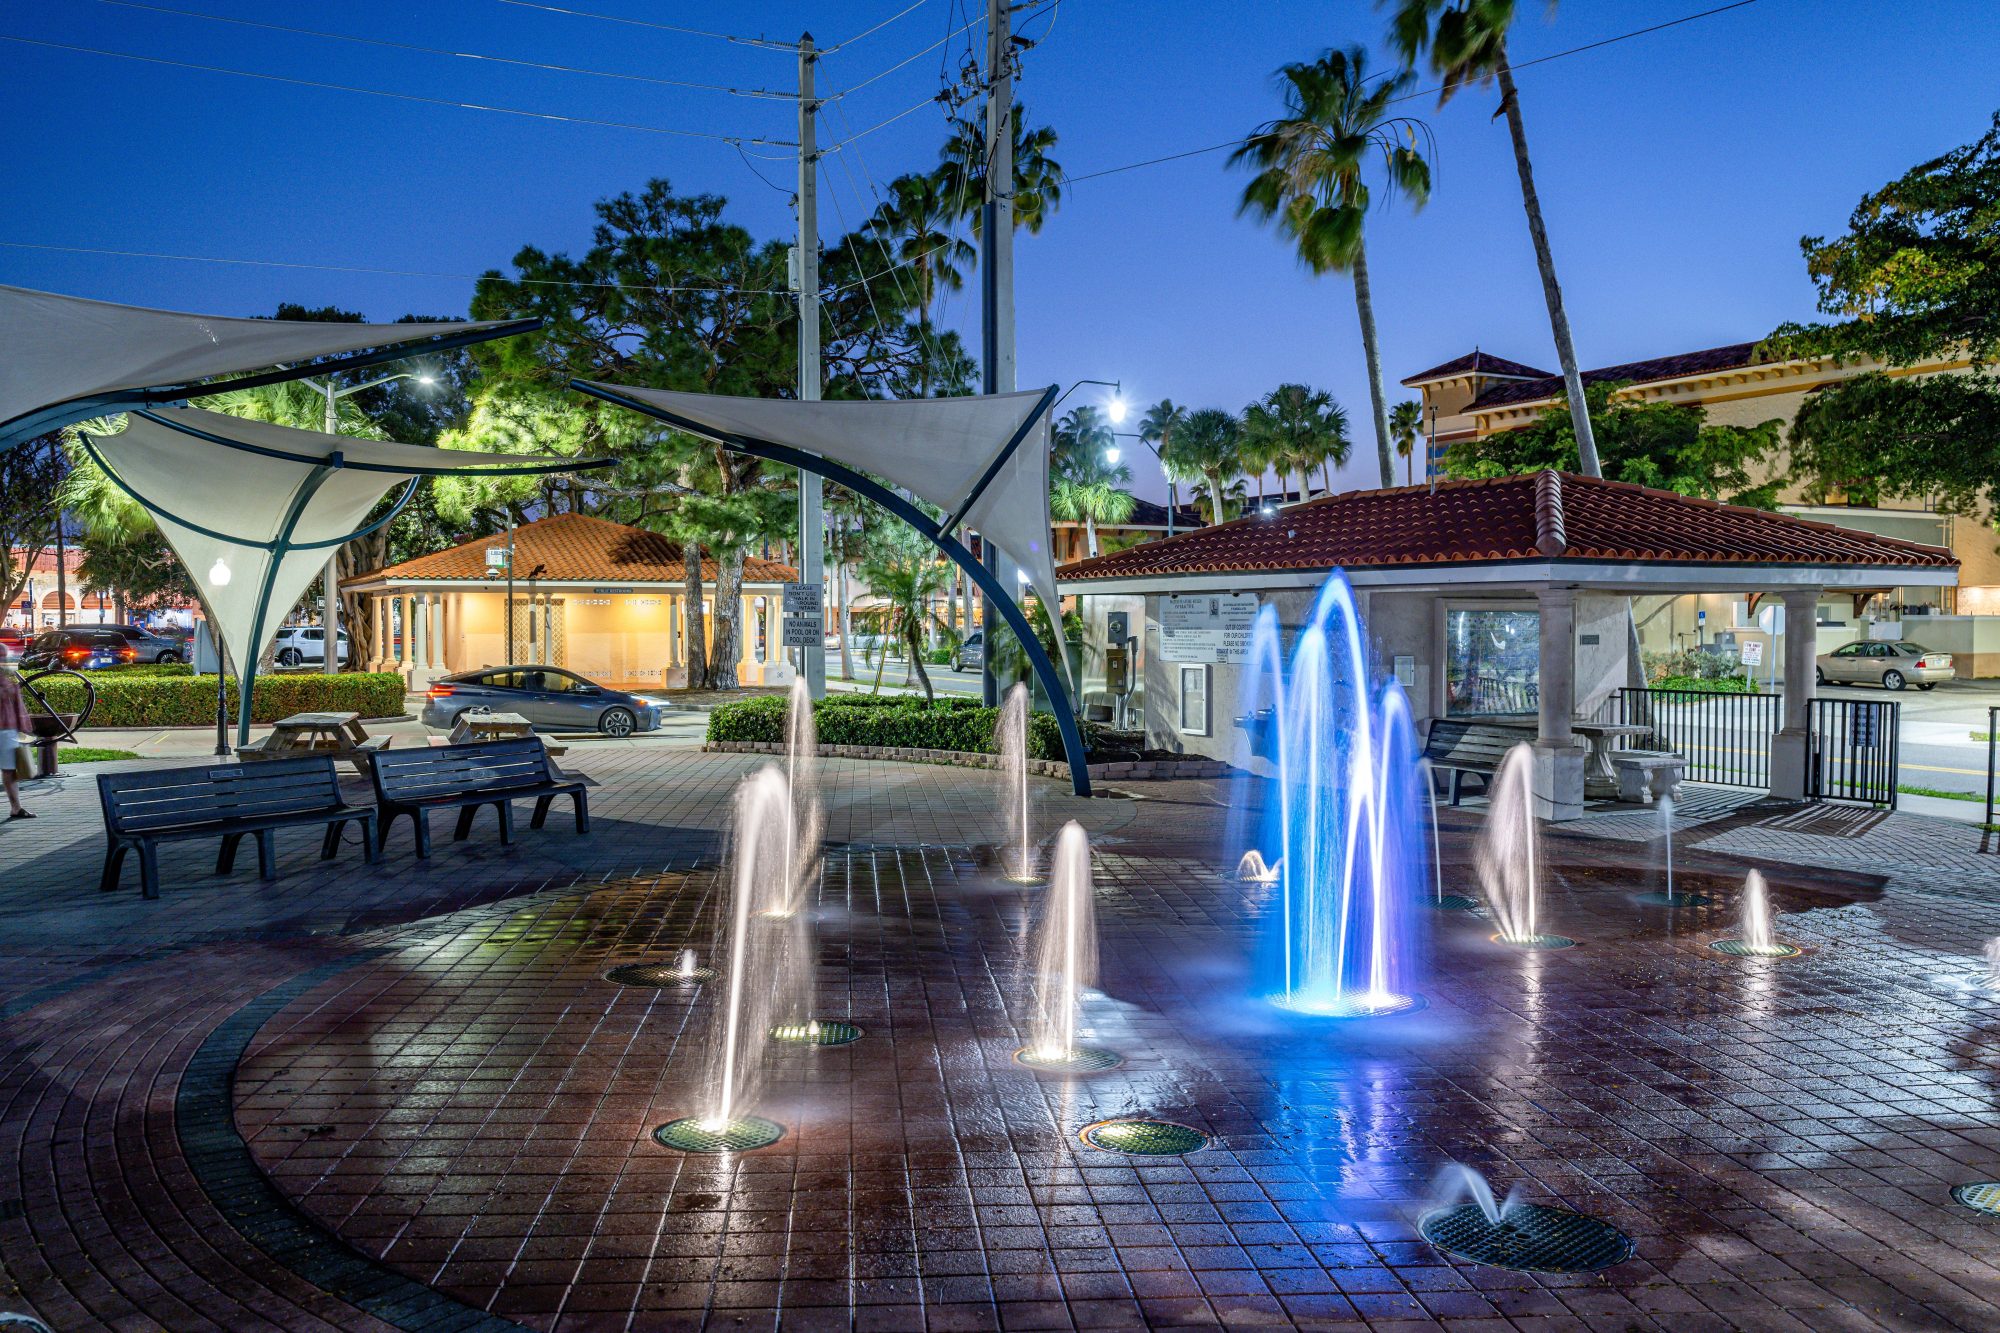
[[1, 740, 1997, 1331]]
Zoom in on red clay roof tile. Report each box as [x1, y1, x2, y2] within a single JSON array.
[[1469, 342, 1762, 410], [356, 512, 798, 585], [1401, 350, 1555, 385]]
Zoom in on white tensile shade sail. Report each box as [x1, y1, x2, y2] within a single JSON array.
[[79, 408, 585, 741], [572, 382, 1065, 646], [0, 283, 533, 449]]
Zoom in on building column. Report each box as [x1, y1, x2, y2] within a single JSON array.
[[1768, 586, 1822, 801], [408, 593, 430, 687], [396, 593, 413, 680], [1534, 586, 1585, 821], [740, 596, 757, 676], [668, 595, 682, 667], [439, 594, 456, 673], [368, 594, 388, 671], [424, 594, 441, 671]]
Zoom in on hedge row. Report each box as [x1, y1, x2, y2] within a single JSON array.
[[707, 694, 1066, 760], [31, 672, 408, 728]]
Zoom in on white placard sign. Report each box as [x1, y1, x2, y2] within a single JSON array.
[[782, 582, 823, 617], [781, 583, 824, 648], [1739, 639, 1765, 668], [1160, 593, 1258, 664]]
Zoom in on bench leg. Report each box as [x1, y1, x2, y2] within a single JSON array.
[[412, 811, 431, 860], [531, 795, 554, 830], [359, 814, 379, 864], [138, 843, 161, 900], [320, 821, 343, 860], [218, 833, 243, 875], [454, 806, 477, 842], [1449, 770, 1464, 807], [255, 830, 277, 881], [100, 843, 127, 893], [496, 802, 515, 846], [572, 792, 589, 835]]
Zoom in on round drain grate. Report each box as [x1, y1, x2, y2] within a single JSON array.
[[1081, 1118, 1208, 1155], [1273, 991, 1427, 1019], [1709, 938, 1800, 958], [653, 1116, 784, 1153], [1492, 933, 1576, 951], [1952, 1182, 2000, 1214], [1635, 891, 1713, 908], [769, 1019, 863, 1046], [1014, 1045, 1123, 1073], [1426, 894, 1480, 912], [604, 962, 714, 987], [1420, 1203, 1634, 1272]]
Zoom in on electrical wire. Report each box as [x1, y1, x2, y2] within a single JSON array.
[[0, 34, 795, 145], [827, 0, 937, 54], [83, 0, 797, 98], [825, 93, 943, 152], [824, 12, 983, 102], [492, 0, 798, 51]]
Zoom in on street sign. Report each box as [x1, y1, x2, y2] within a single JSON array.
[[485, 547, 509, 569], [781, 582, 824, 648], [782, 616, 821, 648], [1740, 639, 1765, 668], [783, 583, 823, 617], [1159, 593, 1257, 665], [1853, 701, 1883, 748]]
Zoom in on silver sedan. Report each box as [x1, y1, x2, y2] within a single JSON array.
[[1814, 640, 1954, 691], [421, 667, 667, 735]]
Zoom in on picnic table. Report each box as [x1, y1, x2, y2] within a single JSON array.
[[442, 710, 566, 756], [1572, 720, 1653, 798], [243, 711, 390, 773]]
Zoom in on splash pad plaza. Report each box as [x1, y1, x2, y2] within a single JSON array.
[[6, 296, 2000, 1331]]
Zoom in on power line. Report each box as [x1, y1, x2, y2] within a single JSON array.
[[0, 239, 793, 295], [824, 11, 984, 101], [86, 0, 797, 98], [492, 0, 798, 52], [0, 34, 795, 145], [826, 93, 944, 152], [1062, 0, 1760, 185], [828, 0, 937, 54]]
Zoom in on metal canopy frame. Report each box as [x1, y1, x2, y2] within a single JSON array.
[[571, 379, 1092, 797], [82, 408, 610, 747], [0, 317, 542, 451]]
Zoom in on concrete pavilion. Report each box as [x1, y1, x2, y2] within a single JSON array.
[[347, 513, 798, 690], [1057, 470, 1958, 818]]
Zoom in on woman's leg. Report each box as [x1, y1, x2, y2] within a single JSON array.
[[3, 769, 22, 816]]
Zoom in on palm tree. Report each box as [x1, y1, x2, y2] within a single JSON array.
[[1051, 407, 1135, 558], [857, 521, 955, 700], [1162, 408, 1243, 526], [864, 172, 976, 398], [1139, 400, 1190, 530], [1234, 46, 1432, 491], [1389, 399, 1424, 485], [940, 106, 1063, 234], [1387, 0, 1600, 478], [1243, 384, 1349, 505]]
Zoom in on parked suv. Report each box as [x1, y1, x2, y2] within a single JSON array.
[[271, 625, 350, 668], [101, 623, 186, 664], [21, 628, 138, 670], [1815, 639, 1954, 691], [951, 630, 984, 673]]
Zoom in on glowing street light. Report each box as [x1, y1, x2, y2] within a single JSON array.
[[1103, 445, 1121, 465], [1106, 395, 1129, 426]]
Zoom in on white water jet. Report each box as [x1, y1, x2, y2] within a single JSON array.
[[1659, 794, 1675, 899], [1984, 938, 2000, 989], [1027, 822, 1100, 1061], [678, 949, 699, 980], [780, 677, 825, 916], [1436, 1163, 1523, 1226], [1477, 744, 1543, 944], [1419, 758, 1445, 904], [1236, 850, 1281, 884], [1740, 870, 1778, 953], [702, 765, 812, 1129], [998, 682, 1036, 881]]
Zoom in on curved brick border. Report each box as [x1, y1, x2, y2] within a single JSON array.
[[175, 948, 529, 1333]]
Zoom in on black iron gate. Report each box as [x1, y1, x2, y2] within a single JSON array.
[[1603, 687, 1781, 789], [1808, 697, 1900, 808]]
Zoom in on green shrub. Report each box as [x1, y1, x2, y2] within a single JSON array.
[[82, 663, 195, 679], [31, 672, 408, 728], [1653, 674, 1758, 695], [708, 694, 1065, 759]]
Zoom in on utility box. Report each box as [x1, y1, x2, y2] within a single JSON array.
[[1105, 645, 1131, 696]]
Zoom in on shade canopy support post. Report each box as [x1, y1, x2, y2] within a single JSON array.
[[570, 380, 1092, 796], [235, 456, 342, 747]]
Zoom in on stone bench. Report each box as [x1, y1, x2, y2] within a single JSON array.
[[1611, 751, 1685, 804]]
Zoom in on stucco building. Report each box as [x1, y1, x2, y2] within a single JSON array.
[[1401, 342, 2000, 675]]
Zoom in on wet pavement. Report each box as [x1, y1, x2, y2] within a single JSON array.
[[2, 746, 1999, 1330]]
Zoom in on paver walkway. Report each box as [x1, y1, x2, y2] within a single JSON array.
[[0, 744, 1997, 1331]]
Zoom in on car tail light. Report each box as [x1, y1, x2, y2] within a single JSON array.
[[64, 646, 87, 661], [427, 684, 455, 699], [120, 647, 137, 662]]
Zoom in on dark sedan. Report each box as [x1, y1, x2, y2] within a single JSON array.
[[421, 666, 666, 737], [21, 628, 138, 670]]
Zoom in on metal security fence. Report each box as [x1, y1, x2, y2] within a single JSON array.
[[1809, 697, 1900, 808], [1987, 706, 1997, 834], [1600, 687, 1782, 789]]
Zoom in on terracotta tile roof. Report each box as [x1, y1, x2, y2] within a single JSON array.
[[1469, 342, 1762, 410], [355, 512, 798, 585], [1056, 471, 1956, 582], [1401, 350, 1555, 385]]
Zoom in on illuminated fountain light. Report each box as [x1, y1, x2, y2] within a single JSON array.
[[1634, 795, 1712, 907], [1015, 822, 1122, 1072], [1710, 870, 1801, 958], [1236, 850, 1281, 884], [996, 682, 1042, 883], [1479, 745, 1575, 950], [1241, 574, 1426, 1018], [1418, 757, 1477, 911]]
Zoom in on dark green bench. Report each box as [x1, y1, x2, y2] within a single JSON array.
[[369, 737, 588, 858], [1422, 718, 1535, 805], [98, 756, 377, 900]]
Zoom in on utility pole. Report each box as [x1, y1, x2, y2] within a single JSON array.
[[980, 0, 1016, 707], [796, 32, 827, 699], [320, 385, 341, 670]]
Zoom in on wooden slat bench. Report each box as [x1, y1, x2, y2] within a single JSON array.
[[1422, 718, 1536, 805], [369, 737, 589, 858], [98, 756, 377, 900]]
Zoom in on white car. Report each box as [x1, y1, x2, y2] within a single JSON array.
[[273, 625, 351, 668]]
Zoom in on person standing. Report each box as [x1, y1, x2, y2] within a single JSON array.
[[0, 666, 35, 820]]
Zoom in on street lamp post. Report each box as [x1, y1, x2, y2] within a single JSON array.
[[314, 370, 434, 672]]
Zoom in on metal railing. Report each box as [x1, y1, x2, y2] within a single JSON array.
[[1985, 705, 1996, 833], [1600, 687, 1782, 789], [1808, 697, 1900, 808]]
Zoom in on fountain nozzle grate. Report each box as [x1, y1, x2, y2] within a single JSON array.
[[1015, 1046, 1122, 1073], [1492, 933, 1576, 951], [1080, 1119, 1209, 1155], [1420, 1202, 1634, 1272], [769, 1020, 863, 1046], [1709, 939, 1801, 958], [605, 962, 715, 987], [1952, 1182, 2000, 1214], [653, 1116, 784, 1153]]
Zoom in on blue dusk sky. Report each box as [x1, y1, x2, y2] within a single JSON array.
[[3, 0, 1994, 499]]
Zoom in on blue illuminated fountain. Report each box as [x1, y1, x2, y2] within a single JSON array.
[[1238, 574, 1427, 1016]]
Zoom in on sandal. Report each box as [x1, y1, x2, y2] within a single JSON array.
[[7, 809, 33, 820]]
